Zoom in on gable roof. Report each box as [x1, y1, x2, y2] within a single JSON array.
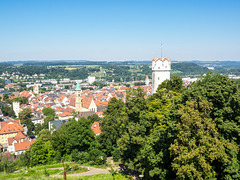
[[20, 90, 32, 97], [59, 111, 72, 117], [15, 140, 36, 151], [0, 120, 24, 135], [82, 97, 93, 109]]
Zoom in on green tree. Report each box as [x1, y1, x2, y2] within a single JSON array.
[[98, 97, 127, 155], [3, 94, 9, 102], [38, 129, 51, 142], [182, 72, 240, 143], [42, 108, 55, 117], [157, 75, 183, 93], [19, 108, 34, 136], [169, 100, 238, 180], [117, 87, 147, 169], [135, 89, 181, 179], [30, 140, 56, 166], [51, 118, 95, 156]]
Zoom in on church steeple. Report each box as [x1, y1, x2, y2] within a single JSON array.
[[75, 81, 82, 112], [75, 81, 81, 91]]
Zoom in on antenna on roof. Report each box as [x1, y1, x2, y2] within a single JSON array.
[[161, 42, 163, 59]]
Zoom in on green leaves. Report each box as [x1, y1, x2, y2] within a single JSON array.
[[170, 100, 238, 180]]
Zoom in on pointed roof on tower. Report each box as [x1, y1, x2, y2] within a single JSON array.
[[75, 81, 81, 91]]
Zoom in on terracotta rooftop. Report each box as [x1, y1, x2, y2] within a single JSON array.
[[59, 111, 72, 117], [15, 140, 36, 151], [0, 120, 24, 135], [91, 122, 102, 136]]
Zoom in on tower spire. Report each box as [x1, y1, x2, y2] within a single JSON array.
[[161, 43, 163, 59], [75, 81, 81, 91]]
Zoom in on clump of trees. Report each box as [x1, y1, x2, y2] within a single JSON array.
[[98, 72, 240, 179]]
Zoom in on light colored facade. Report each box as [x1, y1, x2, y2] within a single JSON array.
[[13, 101, 20, 117], [145, 75, 149, 86], [75, 81, 82, 112], [0, 120, 24, 147], [152, 58, 171, 94], [33, 85, 39, 94], [88, 76, 96, 84]]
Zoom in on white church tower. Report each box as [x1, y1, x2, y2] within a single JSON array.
[[152, 58, 171, 94]]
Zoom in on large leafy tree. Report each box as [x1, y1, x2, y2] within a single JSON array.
[[30, 140, 56, 166], [157, 75, 184, 93], [135, 89, 181, 179], [182, 72, 240, 143], [19, 108, 34, 136], [51, 118, 95, 156], [182, 72, 240, 178], [98, 97, 127, 155], [170, 100, 238, 179], [117, 87, 148, 169]]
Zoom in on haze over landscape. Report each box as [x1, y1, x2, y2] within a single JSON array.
[[0, 0, 239, 61]]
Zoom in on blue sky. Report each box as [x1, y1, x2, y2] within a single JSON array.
[[0, 0, 239, 61]]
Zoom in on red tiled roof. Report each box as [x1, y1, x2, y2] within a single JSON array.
[[59, 111, 72, 117], [91, 122, 102, 136], [82, 97, 92, 109], [69, 98, 76, 107], [15, 140, 36, 151], [94, 100, 108, 106], [20, 90, 31, 97], [0, 120, 24, 135]]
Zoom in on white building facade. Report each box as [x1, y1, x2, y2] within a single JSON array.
[[152, 58, 171, 94]]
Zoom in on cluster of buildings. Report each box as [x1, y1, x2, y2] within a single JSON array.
[[1, 71, 45, 80], [0, 57, 173, 156]]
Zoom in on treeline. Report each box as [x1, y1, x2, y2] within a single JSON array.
[[172, 62, 209, 75], [0, 66, 89, 80]]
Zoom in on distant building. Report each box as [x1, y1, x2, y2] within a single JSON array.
[[88, 76, 96, 84], [5, 79, 13, 85], [13, 102, 20, 117], [75, 81, 82, 112], [49, 119, 68, 132], [145, 75, 149, 86], [33, 85, 39, 94], [152, 58, 171, 94]]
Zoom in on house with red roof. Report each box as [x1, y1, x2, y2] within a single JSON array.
[[0, 120, 24, 147], [14, 139, 36, 155], [91, 122, 102, 136], [59, 111, 73, 120]]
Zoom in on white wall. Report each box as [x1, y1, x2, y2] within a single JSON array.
[[152, 59, 171, 94]]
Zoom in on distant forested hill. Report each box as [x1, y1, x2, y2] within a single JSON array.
[[171, 62, 209, 75]]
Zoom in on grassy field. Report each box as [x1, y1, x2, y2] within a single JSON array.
[[0, 162, 130, 180], [2, 173, 130, 180]]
